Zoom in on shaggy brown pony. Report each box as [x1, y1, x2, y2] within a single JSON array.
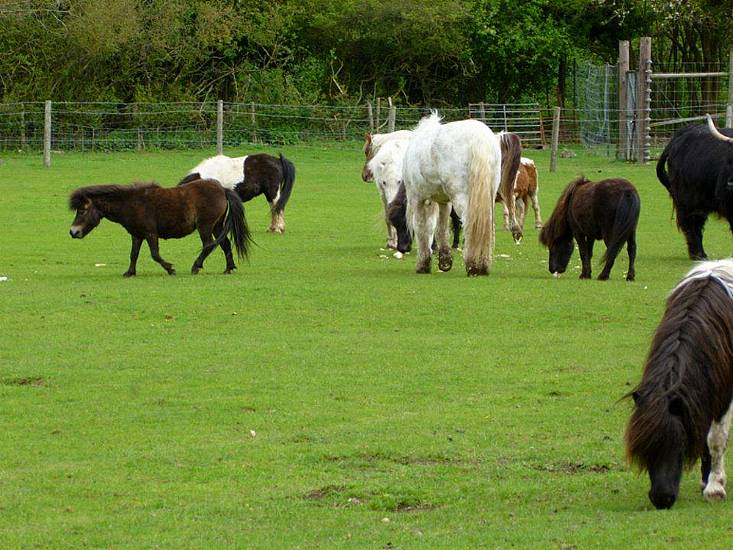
[[539, 176, 639, 281], [69, 179, 252, 276], [625, 260, 733, 509]]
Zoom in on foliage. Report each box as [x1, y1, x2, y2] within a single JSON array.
[[0, 0, 730, 105]]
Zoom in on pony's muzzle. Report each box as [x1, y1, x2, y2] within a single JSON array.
[[69, 226, 84, 238]]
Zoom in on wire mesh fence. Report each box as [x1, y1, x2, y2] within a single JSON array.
[[1, 57, 731, 161]]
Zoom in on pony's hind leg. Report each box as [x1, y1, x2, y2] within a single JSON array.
[[703, 401, 733, 502], [191, 227, 219, 274], [436, 203, 453, 272], [413, 198, 438, 274], [146, 235, 175, 275], [218, 237, 236, 274], [124, 236, 144, 277], [576, 236, 593, 279], [626, 233, 637, 281], [531, 190, 543, 229], [268, 200, 285, 233]]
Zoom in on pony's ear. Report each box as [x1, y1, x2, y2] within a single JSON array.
[[668, 396, 684, 417]]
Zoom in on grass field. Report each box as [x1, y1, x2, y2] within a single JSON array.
[[2, 144, 733, 549]]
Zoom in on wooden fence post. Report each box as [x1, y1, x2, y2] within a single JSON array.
[[618, 40, 630, 160], [637, 37, 652, 164], [217, 99, 224, 154], [44, 100, 51, 167], [250, 102, 257, 143], [367, 101, 374, 132], [376, 97, 381, 131], [726, 104, 733, 128], [550, 106, 561, 173], [387, 97, 395, 132]]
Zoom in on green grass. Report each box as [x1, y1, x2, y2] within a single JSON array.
[[2, 145, 733, 549]]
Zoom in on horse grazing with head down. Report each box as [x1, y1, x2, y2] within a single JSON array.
[[363, 137, 410, 249], [181, 152, 295, 233], [402, 112, 501, 276], [539, 176, 639, 281], [625, 259, 733, 509], [69, 179, 252, 276]]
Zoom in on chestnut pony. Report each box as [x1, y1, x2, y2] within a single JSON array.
[[69, 179, 252, 276]]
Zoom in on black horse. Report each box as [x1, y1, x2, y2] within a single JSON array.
[[656, 115, 733, 260], [539, 176, 640, 281], [181, 153, 295, 233], [69, 180, 252, 276]]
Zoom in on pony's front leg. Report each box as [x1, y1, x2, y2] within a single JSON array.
[[703, 403, 733, 502], [436, 203, 453, 272], [576, 236, 593, 279], [146, 235, 175, 275], [413, 199, 438, 274], [124, 236, 143, 277]]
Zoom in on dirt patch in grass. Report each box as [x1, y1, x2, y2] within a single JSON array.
[[530, 461, 617, 474], [323, 451, 468, 467], [1, 376, 46, 387], [302, 484, 346, 501]]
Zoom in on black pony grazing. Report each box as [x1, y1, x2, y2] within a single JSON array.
[[539, 176, 640, 281], [69, 179, 252, 276], [625, 259, 733, 509], [656, 115, 733, 260], [387, 183, 461, 253], [180, 153, 295, 233]]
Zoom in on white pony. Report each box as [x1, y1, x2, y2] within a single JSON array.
[[364, 138, 409, 249], [402, 112, 501, 276]]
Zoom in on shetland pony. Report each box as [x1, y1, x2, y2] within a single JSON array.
[[69, 180, 251, 276], [402, 112, 501, 276], [625, 259, 733, 509], [510, 157, 542, 232], [364, 137, 410, 249], [539, 176, 640, 281], [180, 153, 295, 233], [361, 130, 414, 182]]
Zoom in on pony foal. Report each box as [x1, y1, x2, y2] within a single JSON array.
[[625, 259, 733, 509]]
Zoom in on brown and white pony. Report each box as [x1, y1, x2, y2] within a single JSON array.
[[514, 157, 542, 231], [625, 259, 733, 509]]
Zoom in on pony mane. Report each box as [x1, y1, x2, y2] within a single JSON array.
[[539, 176, 590, 247], [413, 110, 443, 134], [69, 182, 160, 210], [626, 261, 733, 470]]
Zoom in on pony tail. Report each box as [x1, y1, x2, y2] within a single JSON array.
[[601, 189, 640, 264], [220, 189, 253, 260], [463, 137, 497, 274], [275, 154, 296, 212]]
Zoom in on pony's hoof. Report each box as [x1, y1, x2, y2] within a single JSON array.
[[438, 253, 453, 272], [416, 261, 431, 274], [703, 484, 727, 502], [123, 271, 135, 278], [626, 274, 636, 282], [465, 264, 489, 277], [191, 266, 200, 275], [168, 269, 176, 276], [597, 274, 609, 281], [223, 268, 236, 274]]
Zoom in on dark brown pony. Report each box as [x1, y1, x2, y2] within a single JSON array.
[[69, 179, 252, 276], [625, 260, 733, 509], [539, 176, 640, 281]]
